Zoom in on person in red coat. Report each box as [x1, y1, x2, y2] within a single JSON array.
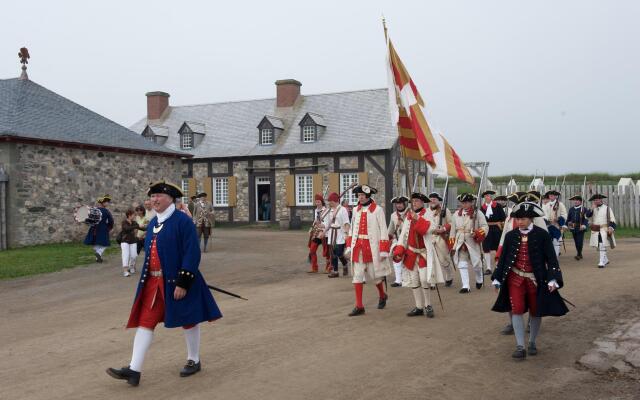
[[107, 181, 222, 386]]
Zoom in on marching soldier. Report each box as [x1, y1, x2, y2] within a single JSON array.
[[542, 190, 568, 257], [585, 194, 616, 268], [324, 192, 351, 278], [308, 194, 331, 274], [425, 192, 454, 287], [491, 201, 569, 360], [450, 193, 488, 293], [84, 195, 114, 263], [388, 196, 409, 287], [495, 195, 509, 215], [566, 195, 589, 260], [107, 181, 222, 386], [392, 193, 445, 318], [344, 185, 391, 316], [192, 193, 215, 252], [481, 190, 506, 276]]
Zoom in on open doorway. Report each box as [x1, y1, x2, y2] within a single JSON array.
[[256, 177, 271, 222]]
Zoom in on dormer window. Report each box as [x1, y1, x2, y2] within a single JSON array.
[[302, 125, 316, 143], [141, 125, 169, 145], [257, 116, 283, 146], [261, 128, 274, 145], [178, 122, 206, 150], [298, 112, 326, 143]]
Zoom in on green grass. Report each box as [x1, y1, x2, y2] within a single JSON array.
[[0, 242, 118, 280]]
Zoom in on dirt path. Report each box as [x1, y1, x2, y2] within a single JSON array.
[[1, 229, 639, 400]]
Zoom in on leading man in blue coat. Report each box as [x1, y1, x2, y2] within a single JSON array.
[[107, 181, 222, 387], [83, 195, 114, 263]]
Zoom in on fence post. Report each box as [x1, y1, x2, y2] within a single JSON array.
[[0, 165, 8, 251]]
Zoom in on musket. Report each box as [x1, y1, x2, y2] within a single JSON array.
[[325, 182, 359, 269], [473, 163, 488, 281], [207, 284, 248, 301]]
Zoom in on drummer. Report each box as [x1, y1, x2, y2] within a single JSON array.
[[83, 195, 115, 263]]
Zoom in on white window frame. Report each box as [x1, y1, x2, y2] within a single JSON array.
[[302, 125, 316, 143], [261, 128, 273, 145], [181, 179, 189, 204], [296, 174, 313, 206], [212, 177, 229, 207], [340, 173, 359, 205], [181, 132, 194, 149]]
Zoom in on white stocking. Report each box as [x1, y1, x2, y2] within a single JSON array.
[[130, 328, 154, 372], [393, 261, 403, 284], [458, 261, 470, 289], [183, 324, 201, 363], [412, 288, 425, 309]]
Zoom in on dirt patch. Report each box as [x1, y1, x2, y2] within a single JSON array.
[[1, 230, 639, 399]]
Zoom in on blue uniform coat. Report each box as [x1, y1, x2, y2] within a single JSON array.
[[128, 210, 222, 328], [83, 207, 113, 247]]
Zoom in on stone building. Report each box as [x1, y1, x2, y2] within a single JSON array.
[[130, 79, 403, 225], [0, 71, 185, 248]]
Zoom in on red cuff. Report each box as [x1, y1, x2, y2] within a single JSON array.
[[393, 245, 405, 261], [415, 218, 430, 235], [443, 223, 451, 232], [379, 239, 390, 253], [346, 236, 352, 247]]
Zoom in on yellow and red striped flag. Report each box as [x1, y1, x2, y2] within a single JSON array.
[[386, 35, 439, 168], [433, 133, 475, 184]]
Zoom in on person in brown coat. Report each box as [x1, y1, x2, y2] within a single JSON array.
[[119, 209, 141, 277]]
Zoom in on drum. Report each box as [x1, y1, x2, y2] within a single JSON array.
[[74, 205, 102, 226]]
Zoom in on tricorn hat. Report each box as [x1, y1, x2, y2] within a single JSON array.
[[428, 192, 443, 201], [391, 195, 409, 204], [410, 192, 430, 203], [507, 191, 527, 203], [481, 190, 496, 197], [97, 194, 112, 204], [524, 190, 541, 203], [147, 181, 183, 199], [494, 195, 508, 202], [457, 193, 476, 203], [569, 195, 583, 201], [510, 202, 545, 219], [353, 184, 378, 196], [196, 192, 208, 198], [544, 190, 561, 197], [588, 193, 607, 201]]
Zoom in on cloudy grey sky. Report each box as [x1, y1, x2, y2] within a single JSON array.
[[2, 0, 638, 175]]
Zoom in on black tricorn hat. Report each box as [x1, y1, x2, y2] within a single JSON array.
[[588, 193, 607, 201], [411, 192, 430, 203], [428, 192, 443, 201], [457, 193, 476, 203], [545, 190, 561, 197], [494, 195, 508, 202], [197, 192, 208, 198], [510, 202, 545, 218], [481, 190, 496, 197], [97, 194, 112, 203], [391, 195, 409, 204], [523, 190, 541, 203], [507, 191, 527, 203], [569, 195, 583, 201], [353, 184, 378, 196], [147, 181, 184, 199]]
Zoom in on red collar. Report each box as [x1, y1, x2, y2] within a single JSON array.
[[357, 201, 377, 213], [481, 201, 496, 210]]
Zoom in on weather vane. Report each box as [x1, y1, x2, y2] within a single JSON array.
[[18, 47, 30, 80]]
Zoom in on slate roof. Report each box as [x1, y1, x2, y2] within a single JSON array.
[[130, 88, 398, 159], [0, 78, 185, 156]]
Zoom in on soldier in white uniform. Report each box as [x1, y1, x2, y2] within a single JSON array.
[[388, 196, 409, 287], [450, 193, 489, 293], [324, 192, 351, 278], [392, 193, 445, 318], [542, 190, 568, 257], [585, 194, 616, 268], [424, 192, 454, 287], [344, 185, 391, 316]]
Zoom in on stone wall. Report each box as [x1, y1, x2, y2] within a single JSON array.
[[4, 143, 182, 248]]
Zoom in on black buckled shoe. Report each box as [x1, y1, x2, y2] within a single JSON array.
[[328, 271, 339, 278], [445, 280, 453, 287], [527, 342, 538, 356], [342, 266, 349, 276], [180, 360, 201, 377], [390, 282, 401, 287], [512, 346, 526, 360], [377, 294, 388, 309], [95, 252, 103, 263], [459, 288, 470, 294], [475, 282, 483, 290], [348, 307, 365, 317], [106, 366, 140, 386], [406, 307, 424, 317], [425, 305, 435, 318], [501, 324, 514, 335]]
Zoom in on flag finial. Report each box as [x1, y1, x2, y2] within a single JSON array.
[[18, 47, 30, 80], [382, 15, 388, 40]]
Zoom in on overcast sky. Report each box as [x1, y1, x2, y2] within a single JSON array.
[[2, 0, 638, 175]]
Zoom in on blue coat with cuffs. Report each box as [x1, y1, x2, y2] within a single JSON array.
[[129, 209, 222, 328]]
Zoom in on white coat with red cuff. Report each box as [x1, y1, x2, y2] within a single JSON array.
[[345, 201, 391, 280]]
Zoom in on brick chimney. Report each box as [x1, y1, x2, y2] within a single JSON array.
[[275, 79, 301, 107], [146, 91, 170, 120]]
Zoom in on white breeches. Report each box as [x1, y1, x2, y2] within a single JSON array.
[[352, 262, 383, 284], [457, 250, 483, 288], [121, 242, 137, 268], [393, 260, 403, 284], [94, 245, 107, 256]]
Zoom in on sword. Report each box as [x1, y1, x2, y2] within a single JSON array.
[[560, 294, 576, 308], [434, 283, 444, 311], [207, 284, 248, 301]]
